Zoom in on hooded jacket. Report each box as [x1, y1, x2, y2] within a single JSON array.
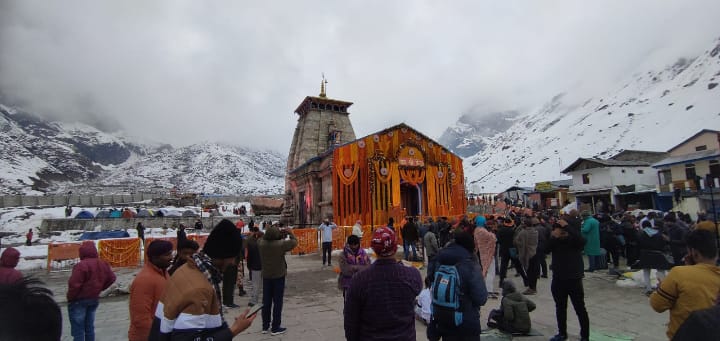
[[0, 247, 22, 284], [430, 243, 488, 336], [67, 242, 116, 302], [501, 292, 536, 333], [129, 261, 169, 341], [259, 227, 298, 279]]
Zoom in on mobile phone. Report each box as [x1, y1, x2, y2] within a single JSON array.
[[247, 304, 263, 318]]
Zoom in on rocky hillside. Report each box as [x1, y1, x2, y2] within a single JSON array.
[[0, 104, 285, 195]]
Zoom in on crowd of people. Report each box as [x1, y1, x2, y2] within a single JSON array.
[[0, 208, 719, 340]]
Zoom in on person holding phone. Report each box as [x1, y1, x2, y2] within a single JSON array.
[[650, 229, 720, 340], [149, 219, 256, 340]]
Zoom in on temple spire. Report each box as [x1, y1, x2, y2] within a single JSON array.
[[319, 73, 328, 97]]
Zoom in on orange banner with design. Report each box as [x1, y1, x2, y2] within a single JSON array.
[[98, 238, 141, 268], [291, 228, 319, 255], [47, 242, 83, 272]]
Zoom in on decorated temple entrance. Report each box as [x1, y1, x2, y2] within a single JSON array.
[[400, 182, 421, 216]]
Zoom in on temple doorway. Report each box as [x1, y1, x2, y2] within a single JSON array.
[[400, 183, 421, 217]]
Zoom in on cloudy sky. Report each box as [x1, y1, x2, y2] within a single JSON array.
[[1, 1, 719, 152]]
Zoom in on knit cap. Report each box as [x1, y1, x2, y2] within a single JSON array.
[[146, 240, 173, 258], [371, 226, 397, 257]]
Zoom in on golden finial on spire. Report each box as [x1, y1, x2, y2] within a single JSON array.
[[319, 73, 328, 97]]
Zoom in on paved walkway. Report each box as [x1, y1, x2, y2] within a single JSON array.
[[33, 254, 669, 341]]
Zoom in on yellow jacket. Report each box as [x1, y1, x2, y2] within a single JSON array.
[[650, 263, 720, 339]]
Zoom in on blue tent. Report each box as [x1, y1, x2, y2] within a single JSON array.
[[109, 210, 122, 218], [75, 210, 95, 219], [95, 210, 111, 218], [79, 230, 130, 240]]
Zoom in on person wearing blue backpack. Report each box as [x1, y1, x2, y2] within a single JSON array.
[[428, 231, 488, 341]]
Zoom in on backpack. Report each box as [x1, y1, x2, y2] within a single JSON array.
[[431, 264, 463, 326]]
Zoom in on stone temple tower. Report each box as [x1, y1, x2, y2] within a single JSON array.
[[283, 78, 355, 226]]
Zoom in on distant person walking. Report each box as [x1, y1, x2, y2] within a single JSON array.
[[245, 226, 263, 307], [318, 218, 337, 267], [25, 228, 33, 246], [67, 241, 116, 341], [401, 217, 419, 261], [136, 222, 146, 246], [259, 224, 298, 335]]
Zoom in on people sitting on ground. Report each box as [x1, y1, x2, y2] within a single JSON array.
[[0, 276, 62, 341], [0, 247, 23, 284], [487, 279, 536, 335], [414, 276, 433, 325], [338, 235, 370, 297], [168, 239, 199, 276]]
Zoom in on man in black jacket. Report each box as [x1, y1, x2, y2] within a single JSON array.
[[546, 220, 590, 341]]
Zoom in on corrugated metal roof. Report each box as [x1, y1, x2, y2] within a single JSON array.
[[652, 149, 720, 168]]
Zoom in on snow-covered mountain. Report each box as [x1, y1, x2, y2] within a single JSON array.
[[438, 110, 520, 158], [0, 104, 285, 195], [460, 38, 720, 193], [95, 143, 285, 195]]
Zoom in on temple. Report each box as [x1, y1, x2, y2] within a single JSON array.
[[283, 82, 466, 227]]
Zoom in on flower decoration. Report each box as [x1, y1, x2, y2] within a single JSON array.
[[388, 131, 393, 137], [408, 149, 416, 156], [344, 168, 353, 178], [437, 171, 444, 178], [373, 135, 380, 142], [358, 140, 366, 148], [401, 127, 408, 133], [380, 167, 389, 176]]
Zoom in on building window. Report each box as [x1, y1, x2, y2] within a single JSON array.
[[658, 169, 672, 185], [582, 173, 590, 184], [621, 169, 626, 173], [685, 163, 696, 181], [695, 145, 708, 151], [320, 104, 326, 110], [311, 102, 318, 109], [637, 169, 644, 174], [710, 160, 720, 180]]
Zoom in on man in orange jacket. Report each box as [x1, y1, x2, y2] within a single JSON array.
[[128, 240, 173, 341]]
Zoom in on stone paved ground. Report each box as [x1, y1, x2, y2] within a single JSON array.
[[32, 253, 669, 341]]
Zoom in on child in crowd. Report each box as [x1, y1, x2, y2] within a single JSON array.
[[414, 276, 433, 325]]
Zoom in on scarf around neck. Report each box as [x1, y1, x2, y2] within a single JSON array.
[[192, 252, 224, 318]]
